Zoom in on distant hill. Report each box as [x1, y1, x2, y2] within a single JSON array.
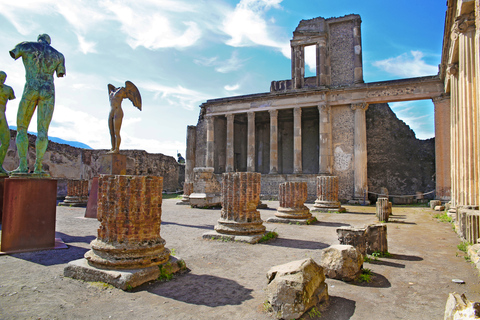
[[10, 126, 92, 149]]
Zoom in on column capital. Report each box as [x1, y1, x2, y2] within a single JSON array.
[[226, 113, 235, 121], [432, 94, 451, 104], [268, 109, 278, 117], [351, 102, 368, 111], [447, 63, 458, 76], [293, 107, 302, 115], [453, 12, 475, 35], [318, 103, 331, 113]]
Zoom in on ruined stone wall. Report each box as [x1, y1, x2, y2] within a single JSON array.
[[332, 105, 355, 201], [366, 103, 435, 202], [329, 20, 355, 86], [4, 130, 181, 194]]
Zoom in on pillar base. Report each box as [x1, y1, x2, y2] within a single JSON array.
[[189, 193, 221, 208], [1, 178, 61, 253], [176, 195, 190, 205], [58, 196, 88, 207], [64, 255, 186, 290], [203, 230, 270, 244], [266, 216, 316, 225], [214, 218, 266, 236], [275, 206, 312, 219], [312, 199, 345, 213]]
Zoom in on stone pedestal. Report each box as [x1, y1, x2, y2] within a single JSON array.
[[267, 182, 314, 224], [0, 175, 7, 222], [84, 177, 99, 218], [336, 227, 367, 256], [65, 175, 185, 290], [59, 179, 89, 207], [176, 182, 193, 205], [1, 178, 66, 253], [190, 167, 221, 208], [376, 197, 391, 222], [203, 172, 266, 243], [312, 176, 345, 212], [365, 224, 388, 254], [99, 153, 127, 175]]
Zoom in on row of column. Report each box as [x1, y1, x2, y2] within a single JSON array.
[[205, 103, 369, 199]]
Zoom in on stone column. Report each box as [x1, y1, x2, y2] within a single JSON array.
[[449, 64, 459, 209], [312, 176, 345, 212], [293, 107, 302, 174], [59, 179, 89, 206], [376, 198, 391, 222], [85, 175, 170, 269], [432, 96, 451, 201], [204, 172, 266, 243], [292, 45, 305, 89], [352, 102, 369, 203], [177, 125, 197, 205], [269, 109, 278, 174], [226, 113, 235, 172], [268, 182, 313, 224], [318, 104, 333, 174], [316, 38, 329, 86], [247, 112, 255, 172], [353, 17, 364, 84], [205, 116, 214, 168]]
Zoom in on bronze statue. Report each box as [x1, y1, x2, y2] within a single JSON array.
[[107, 81, 142, 154], [0, 71, 15, 175], [9, 34, 65, 176]]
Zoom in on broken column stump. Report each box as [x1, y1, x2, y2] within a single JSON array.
[[267, 182, 314, 224], [336, 227, 367, 256], [365, 224, 388, 254], [265, 258, 328, 320], [59, 179, 89, 207], [176, 182, 193, 205], [376, 197, 391, 222], [203, 172, 267, 243], [189, 167, 222, 208], [311, 175, 345, 213], [64, 175, 186, 290]]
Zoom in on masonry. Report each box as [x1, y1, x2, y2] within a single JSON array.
[[186, 15, 444, 203]]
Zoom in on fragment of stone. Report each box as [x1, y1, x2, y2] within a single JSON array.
[[319, 245, 363, 282], [430, 200, 442, 210], [265, 258, 328, 320], [435, 205, 446, 211], [365, 224, 388, 254], [444, 292, 480, 320], [312, 176, 345, 213], [337, 226, 367, 256]]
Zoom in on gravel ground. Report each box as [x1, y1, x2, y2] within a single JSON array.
[[1, 199, 479, 319]]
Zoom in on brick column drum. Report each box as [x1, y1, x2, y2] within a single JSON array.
[[312, 175, 345, 212], [204, 172, 266, 243], [60, 179, 89, 206], [267, 182, 314, 224], [84, 175, 170, 269]]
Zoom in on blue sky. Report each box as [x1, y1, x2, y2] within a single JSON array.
[[0, 0, 446, 157]]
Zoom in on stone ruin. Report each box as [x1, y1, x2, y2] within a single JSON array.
[[58, 179, 89, 207], [267, 181, 314, 224], [337, 224, 388, 255], [312, 175, 345, 213]]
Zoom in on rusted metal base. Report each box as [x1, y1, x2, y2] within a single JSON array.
[[0, 175, 7, 222], [1, 178, 59, 253], [0, 238, 67, 255], [84, 177, 99, 219]]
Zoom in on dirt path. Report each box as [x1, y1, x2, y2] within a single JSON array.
[[0, 200, 479, 319]]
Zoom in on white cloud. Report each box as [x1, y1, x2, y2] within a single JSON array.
[[141, 81, 211, 111], [373, 51, 438, 78], [389, 101, 434, 140], [222, 0, 290, 58], [215, 51, 247, 73], [305, 45, 316, 74], [225, 84, 240, 91]]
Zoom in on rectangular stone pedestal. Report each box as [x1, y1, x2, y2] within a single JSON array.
[[99, 154, 127, 175], [84, 177, 99, 219], [1, 178, 62, 253], [0, 176, 6, 222]]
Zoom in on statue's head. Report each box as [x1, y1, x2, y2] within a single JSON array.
[[0, 71, 6, 85], [37, 34, 51, 45]]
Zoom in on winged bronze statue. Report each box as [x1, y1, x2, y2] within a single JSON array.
[[107, 81, 142, 154]]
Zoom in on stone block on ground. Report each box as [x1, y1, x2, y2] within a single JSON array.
[[265, 258, 328, 320], [430, 200, 442, 210], [336, 226, 367, 256], [365, 224, 388, 254], [435, 205, 446, 211], [444, 292, 480, 320], [319, 245, 363, 282]]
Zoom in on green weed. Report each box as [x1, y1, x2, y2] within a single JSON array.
[[258, 231, 278, 243], [158, 265, 173, 281], [358, 268, 372, 283], [306, 217, 317, 225], [458, 241, 471, 253], [308, 306, 322, 318], [170, 248, 176, 256], [434, 212, 452, 223]]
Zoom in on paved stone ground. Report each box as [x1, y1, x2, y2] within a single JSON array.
[[1, 199, 480, 319]]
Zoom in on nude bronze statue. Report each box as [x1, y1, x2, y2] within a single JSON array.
[[9, 34, 65, 176], [0, 71, 15, 175], [107, 81, 142, 154]]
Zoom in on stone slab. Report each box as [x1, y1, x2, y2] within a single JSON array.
[[266, 216, 316, 225], [1, 178, 58, 253], [189, 193, 221, 208], [99, 154, 127, 175], [311, 207, 346, 213], [202, 230, 268, 244], [84, 177, 99, 219], [64, 255, 186, 290]]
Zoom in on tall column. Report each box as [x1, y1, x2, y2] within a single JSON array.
[[247, 112, 255, 172], [185, 125, 197, 184], [291, 45, 305, 89], [353, 17, 364, 84], [226, 114, 235, 172], [269, 109, 278, 174], [318, 104, 333, 174], [432, 96, 451, 201], [449, 64, 459, 208], [352, 102, 369, 201], [316, 38, 329, 86], [205, 116, 214, 168], [311, 176, 345, 212], [293, 107, 302, 174]]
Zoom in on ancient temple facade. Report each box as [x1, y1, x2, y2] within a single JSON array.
[[186, 15, 445, 204], [440, 0, 479, 209]]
